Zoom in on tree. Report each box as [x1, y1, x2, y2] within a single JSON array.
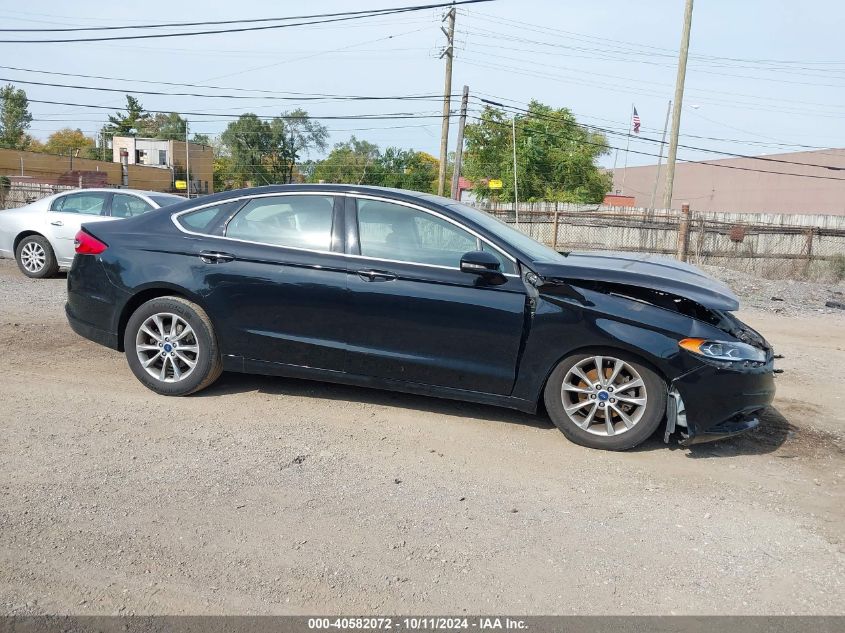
[[143, 112, 187, 140], [370, 148, 439, 193], [311, 136, 380, 185], [463, 100, 612, 203], [191, 133, 211, 146], [0, 84, 33, 150], [220, 114, 274, 186], [103, 95, 150, 137], [220, 110, 328, 186], [269, 109, 329, 183], [40, 128, 96, 156]]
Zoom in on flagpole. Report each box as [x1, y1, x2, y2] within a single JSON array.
[[621, 103, 633, 195]]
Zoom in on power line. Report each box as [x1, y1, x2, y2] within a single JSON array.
[[26, 98, 452, 120], [0, 6, 455, 32], [475, 98, 845, 172], [466, 114, 845, 183], [462, 9, 845, 67], [0, 76, 454, 103], [0, 65, 446, 99], [0, 1, 493, 44], [471, 90, 843, 154]]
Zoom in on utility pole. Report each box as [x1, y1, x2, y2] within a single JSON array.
[[650, 99, 672, 209], [437, 7, 456, 197], [450, 85, 469, 200], [185, 120, 191, 199], [511, 116, 519, 227], [662, 0, 694, 210]]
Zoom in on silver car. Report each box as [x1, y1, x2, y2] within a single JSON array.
[[0, 188, 183, 278]]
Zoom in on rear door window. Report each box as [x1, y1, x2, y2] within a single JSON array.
[[111, 193, 153, 218], [176, 201, 243, 235], [51, 192, 109, 215], [225, 195, 334, 251]]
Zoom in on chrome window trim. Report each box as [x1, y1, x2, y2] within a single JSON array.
[[170, 191, 520, 277]]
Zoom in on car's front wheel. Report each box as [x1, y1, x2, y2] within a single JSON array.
[[543, 351, 667, 450], [124, 296, 223, 396], [15, 235, 59, 278]]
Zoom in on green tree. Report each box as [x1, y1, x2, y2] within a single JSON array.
[[463, 100, 611, 203], [103, 95, 150, 137], [221, 110, 328, 185], [143, 112, 187, 140], [0, 84, 33, 150], [191, 133, 211, 146], [370, 148, 439, 193], [40, 128, 96, 156], [270, 109, 329, 183], [220, 114, 274, 186], [311, 136, 380, 184]]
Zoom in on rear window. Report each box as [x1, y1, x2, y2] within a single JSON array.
[[149, 195, 183, 208], [176, 201, 242, 234]]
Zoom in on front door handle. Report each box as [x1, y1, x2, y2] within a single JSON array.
[[357, 269, 396, 282], [199, 250, 235, 264], [50, 220, 63, 227]]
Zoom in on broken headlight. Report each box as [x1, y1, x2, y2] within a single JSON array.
[[679, 338, 766, 363]]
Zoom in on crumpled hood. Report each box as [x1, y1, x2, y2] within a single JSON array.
[[530, 250, 740, 311]]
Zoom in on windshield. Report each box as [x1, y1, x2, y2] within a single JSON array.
[[149, 195, 184, 208], [447, 202, 566, 262]]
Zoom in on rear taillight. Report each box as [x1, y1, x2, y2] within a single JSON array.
[[74, 230, 108, 255]]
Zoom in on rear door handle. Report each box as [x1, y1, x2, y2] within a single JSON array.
[[50, 220, 63, 226], [357, 269, 396, 282], [199, 250, 235, 264]]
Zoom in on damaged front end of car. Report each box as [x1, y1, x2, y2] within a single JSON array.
[[528, 255, 777, 446]]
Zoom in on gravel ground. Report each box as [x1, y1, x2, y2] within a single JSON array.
[[0, 258, 843, 615], [701, 265, 845, 315]]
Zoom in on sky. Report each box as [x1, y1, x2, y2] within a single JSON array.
[[2, 0, 844, 171]]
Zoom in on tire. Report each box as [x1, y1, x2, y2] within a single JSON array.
[[15, 235, 59, 279], [543, 350, 667, 451], [123, 296, 223, 396]]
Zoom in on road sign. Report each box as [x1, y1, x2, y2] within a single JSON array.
[[488, 179, 503, 189]]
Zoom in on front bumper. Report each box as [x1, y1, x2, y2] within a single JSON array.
[[672, 363, 775, 445]]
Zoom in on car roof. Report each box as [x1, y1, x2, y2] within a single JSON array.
[[54, 188, 182, 197], [164, 184, 449, 209]]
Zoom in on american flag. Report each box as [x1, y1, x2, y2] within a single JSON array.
[[632, 107, 641, 134]]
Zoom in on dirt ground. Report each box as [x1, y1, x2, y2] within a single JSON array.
[[0, 258, 843, 615]]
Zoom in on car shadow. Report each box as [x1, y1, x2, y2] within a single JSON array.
[[195, 376, 822, 457], [197, 371, 555, 431]]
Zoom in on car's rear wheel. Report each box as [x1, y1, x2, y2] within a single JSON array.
[[124, 296, 223, 396], [543, 351, 666, 451], [15, 235, 59, 278]]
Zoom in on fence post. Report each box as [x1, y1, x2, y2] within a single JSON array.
[[676, 203, 691, 261], [552, 203, 560, 250], [803, 228, 815, 277]]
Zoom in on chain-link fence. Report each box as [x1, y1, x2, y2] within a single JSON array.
[[476, 202, 845, 281], [0, 182, 76, 210]]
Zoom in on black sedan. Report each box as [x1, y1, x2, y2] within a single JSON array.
[[66, 185, 775, 450]]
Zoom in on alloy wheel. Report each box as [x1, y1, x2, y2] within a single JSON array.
[[20, 241, 47, 273], [560, 355, 649, 436], [135, 313, 200, 383]]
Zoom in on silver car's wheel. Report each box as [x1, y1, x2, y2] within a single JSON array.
[[20, 241, 47, 273], [560, 355, 648, 437], [15, 235, 59, 279], [135, 313, 200, 383]]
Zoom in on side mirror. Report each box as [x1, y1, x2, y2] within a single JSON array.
[[460, 250, 502, 275]]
